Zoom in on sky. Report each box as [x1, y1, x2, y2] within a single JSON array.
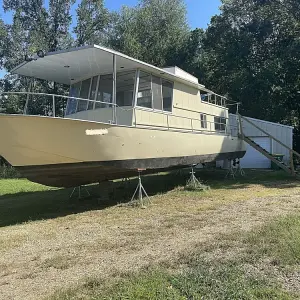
[[0, 0, 221, 78]]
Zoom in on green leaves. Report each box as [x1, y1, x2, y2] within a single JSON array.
[[109, 0, 189, 67], [74, 0, 110, 46]]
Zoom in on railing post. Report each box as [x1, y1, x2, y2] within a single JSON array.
[[237, 114, 244, 138], [290, 150, 296, 176], [112, 54, 117, 124], [52, 94, 55, 117], [23, 93, 30, 115], [134, 107, 137, 127]]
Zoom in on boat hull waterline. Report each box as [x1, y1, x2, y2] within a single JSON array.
[[0, 115, 246, 187]]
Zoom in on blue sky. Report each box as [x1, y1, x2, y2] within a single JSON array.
[[0, 0, 221, 78]]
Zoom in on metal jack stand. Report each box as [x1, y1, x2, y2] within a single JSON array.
[[131, 170, 150, 206], [236, 159, 246, 177], [187, 165, 201, 187], [226, 160, 236, 179], [225, 159, 245, 179], [69, 185, 90, 199], [185, 165, 210, 191]]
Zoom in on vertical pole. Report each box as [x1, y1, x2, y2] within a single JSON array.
[[24, 93, 30, 115], [112, 54, 117, 124], [23, 80, 32, 115], [52, 94, 56, 117], [138, 173, 142, 203], [290, 150, 296, 176], [167, 114, 169, 130], [238, 114, 243, 138]]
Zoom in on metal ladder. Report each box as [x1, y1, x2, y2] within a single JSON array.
[[237, 113, 300, 177]]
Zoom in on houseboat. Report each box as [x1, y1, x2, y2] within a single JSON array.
[[0, 45, 246, 187]]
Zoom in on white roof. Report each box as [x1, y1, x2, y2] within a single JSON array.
[[230, 113, 294, 129], [12, 45, 206, 89], [163, 66, 199, 84]]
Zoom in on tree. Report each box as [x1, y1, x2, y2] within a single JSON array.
[[0, 0, 75, 115], [74, 0, 110, 46], [202, 0, 300, 121], [109, 0, 189, 67]]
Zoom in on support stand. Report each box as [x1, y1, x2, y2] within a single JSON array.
[[69, 185, 90, 200], [130, 171, 150, 206], [225, 159, 245, 179], [185, 165, 210, 191]]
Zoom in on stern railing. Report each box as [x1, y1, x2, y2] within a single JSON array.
[[0, 91, 235, 136]]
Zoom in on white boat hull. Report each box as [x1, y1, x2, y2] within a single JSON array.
[[0, 115, 246, 187]]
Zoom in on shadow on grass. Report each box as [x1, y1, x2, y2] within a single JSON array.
[[0, 169, 298, 227]]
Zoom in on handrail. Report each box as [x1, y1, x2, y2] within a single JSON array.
[[0, 91, 117, 106], [239, 114, 300, 159], [1, 91, 233, 136]]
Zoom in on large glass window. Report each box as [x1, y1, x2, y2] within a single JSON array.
[[95, 74, 113, 109], [152, 75, 163, 110], [116, 71, 135, 107], [214, 117, 227, 131], [137, 71, 152, 108], [66, 81, 81, 115], [77, 78, 91, 112], [162, 80, 173, 112], [88, 76, 99, 110]]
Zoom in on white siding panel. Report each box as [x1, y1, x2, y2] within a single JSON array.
[[229, 114, 293, 164], [241, 137, 271, 169]]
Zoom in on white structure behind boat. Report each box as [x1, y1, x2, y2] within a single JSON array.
[[217, 114, 293, 169]]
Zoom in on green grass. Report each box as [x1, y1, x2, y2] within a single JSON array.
[[0, 169, 294, 227], [245, 214, 300, 266], [0, 178, 52, 196], [1, 169, 299, 299], [50, 212, 300, 300]]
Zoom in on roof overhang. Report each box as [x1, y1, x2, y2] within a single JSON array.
[[11, 45, 206, 90]]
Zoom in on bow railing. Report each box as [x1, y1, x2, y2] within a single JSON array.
[[0, 91, 235, 136]]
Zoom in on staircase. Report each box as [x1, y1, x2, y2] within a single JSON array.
[[237, 114, 300, 177]]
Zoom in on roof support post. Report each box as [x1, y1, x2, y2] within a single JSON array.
[[112, 54, 117, 124]]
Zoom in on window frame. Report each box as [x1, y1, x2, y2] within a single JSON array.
[[136, 70, 153, 109], [214, 116, 227, 132], [134, 69, 174, 113], [200, 113, 207, 129], [73, 81, 82, 114]]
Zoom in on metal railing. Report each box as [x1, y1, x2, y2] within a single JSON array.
[[0, 91, 235, 136]]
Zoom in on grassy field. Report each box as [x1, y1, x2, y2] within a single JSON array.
[[1, 169, 300, 299]]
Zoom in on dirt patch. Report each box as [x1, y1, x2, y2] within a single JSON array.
[[0, 182, 300, 299]]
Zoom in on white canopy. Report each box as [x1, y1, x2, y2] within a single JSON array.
[[12, 45, 206, 90]]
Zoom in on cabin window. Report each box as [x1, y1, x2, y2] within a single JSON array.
[[162, 80, 173, 112], [214, 117, 227, 131], [66, 81, 81, 115], [137, 71, 152, 108], [201, 92, 209, 102], [95, 74, 113, 109], [152, 75, 163, 110], [116, 71, 135, 107], [77, 78, 91, 112], [88, 76, 99, 110], [200, 113, 207, 129]]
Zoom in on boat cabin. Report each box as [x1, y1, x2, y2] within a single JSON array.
[[11, 45, 229, 134]]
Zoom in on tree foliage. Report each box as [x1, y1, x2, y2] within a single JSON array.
[[202, 0, 300, 123], [74, 0, 110, 46], [109, 0, 189, 67]]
